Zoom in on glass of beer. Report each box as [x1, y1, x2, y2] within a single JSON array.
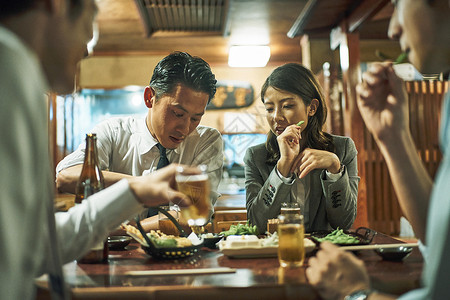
[[281, 202, 301, 216], [175, 165, 211, 227], [277, 212, 305, 267]]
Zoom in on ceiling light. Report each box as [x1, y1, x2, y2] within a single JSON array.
[[228, 45, 271, 68]]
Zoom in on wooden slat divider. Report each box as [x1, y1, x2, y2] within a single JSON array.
[[324, 79, 447, 236]]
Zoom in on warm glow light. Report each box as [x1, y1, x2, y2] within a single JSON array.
[[228, 45, 271, 68]]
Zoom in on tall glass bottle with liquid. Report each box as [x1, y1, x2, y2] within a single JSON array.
[[75, 133, 108, 263]]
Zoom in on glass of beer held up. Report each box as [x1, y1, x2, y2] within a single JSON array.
[[277, 211, 305, 267], [175, 165, 211, 227]]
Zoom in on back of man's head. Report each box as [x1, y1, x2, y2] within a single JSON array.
[[149, 51, 217, 103], [0, 0, 83, 21], [0, 1, 34, 19]]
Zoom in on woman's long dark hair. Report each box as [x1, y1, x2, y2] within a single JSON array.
[[261, 63, 335, 164]]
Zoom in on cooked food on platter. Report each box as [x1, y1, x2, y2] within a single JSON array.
[[122, 224, 192, 248]]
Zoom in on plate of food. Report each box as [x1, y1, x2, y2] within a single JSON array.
[[310, 227, 376, 246], [218, 233, 316, 258], [141, 230, 203, 260], [122, 223, 203, 259]]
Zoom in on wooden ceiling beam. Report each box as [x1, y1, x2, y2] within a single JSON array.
[[330, 0, 390, 49], [286, 0, 319, 38], [347, 0, 390, 33]]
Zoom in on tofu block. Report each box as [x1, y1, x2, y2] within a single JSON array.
[[226, 235, 260, 248]]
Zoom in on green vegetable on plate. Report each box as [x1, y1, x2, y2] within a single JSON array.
[[148, 234, 178, 248], [220, 221, 259, 237], [314, 228, 359, 244]]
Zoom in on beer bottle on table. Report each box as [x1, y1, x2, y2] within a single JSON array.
[[75, 133, 108, 263]]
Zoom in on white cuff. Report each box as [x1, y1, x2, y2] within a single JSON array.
[[325, 165, 344, 181], [275, 167, 296, 184]]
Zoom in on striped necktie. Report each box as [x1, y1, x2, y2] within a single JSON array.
[[156, 143, 170, 169]]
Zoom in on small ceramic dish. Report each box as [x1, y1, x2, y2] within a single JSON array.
[[107, 235, 132, 250], [375, 246, 413, 261], [201, 234, 224, 249]]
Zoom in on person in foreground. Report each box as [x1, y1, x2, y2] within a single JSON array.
[[244, 63, 359, 234], [55, 51, 223, 229], [306, 0, 450, 299], [0, 1, 192, 299]]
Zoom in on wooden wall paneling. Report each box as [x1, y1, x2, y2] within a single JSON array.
[[428, 82, 437, 174], [365, 129, 375, 231], [321, 63, 345, 136], [320, 62, 332, 133], [372, 144, 377, 231], [336, 28, 368, 229], [300, 35, 311, 70], [382, 153, 391, 233], [424, 82, 433, 175], [47, 93, 58, 181], [417, 82, 426, 163]]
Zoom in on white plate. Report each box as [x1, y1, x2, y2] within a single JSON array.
[[219, 239, 315, 258]]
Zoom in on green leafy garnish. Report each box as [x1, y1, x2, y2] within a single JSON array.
[[220, 221, 259, 237], [148, 234, 178, 248], [296, 121, 305, 126], [313, 228, 359, 244]]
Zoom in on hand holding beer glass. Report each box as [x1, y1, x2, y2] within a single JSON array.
[[277, 205, 305, 267], [175, 165, 211, 227]]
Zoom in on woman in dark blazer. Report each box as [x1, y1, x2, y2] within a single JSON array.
[[244, 63, 360, 234]]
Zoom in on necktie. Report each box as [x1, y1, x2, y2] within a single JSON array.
[[147, 143, 170, 217], [156, 143, 170, 169]]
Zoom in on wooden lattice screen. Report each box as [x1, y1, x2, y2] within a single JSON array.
[[361, 80, 447, 235], [319, 69, 448, 235]]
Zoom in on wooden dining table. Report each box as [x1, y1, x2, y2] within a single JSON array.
[[35, 231, 423, 300]]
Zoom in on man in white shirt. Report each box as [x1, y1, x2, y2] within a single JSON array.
[[305, 1, 450, 300], [56, 52, 223, 227], [0, 1, 193, 299]]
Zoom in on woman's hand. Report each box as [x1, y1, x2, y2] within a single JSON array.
[[276, 124, 302, 177], [306, 242, 370, 300], [291, 148, 340, 178], [356, 62, 409, 144]]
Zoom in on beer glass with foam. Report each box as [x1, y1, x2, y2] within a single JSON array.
[[175, 165, 211, 227]]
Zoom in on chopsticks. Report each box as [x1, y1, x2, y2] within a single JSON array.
[[125, 267, 236, 276], [340, 243, 418, 251]]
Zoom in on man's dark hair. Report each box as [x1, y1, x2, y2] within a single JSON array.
[[0, 0, 82, 20], [149, 51, 217, 103]]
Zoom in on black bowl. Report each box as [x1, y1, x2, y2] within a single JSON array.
[[108, 235, 132, 250], [141, 242, 203, 260], [201, 234, 224, 249], [375, 246, 413, 261]]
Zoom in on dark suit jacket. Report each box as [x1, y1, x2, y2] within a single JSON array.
[[244, 135, 360, 233]]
